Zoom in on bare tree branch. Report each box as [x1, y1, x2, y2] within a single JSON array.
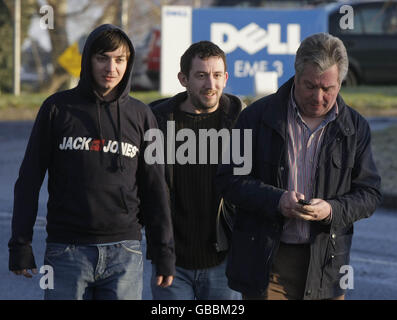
[[93, 0, 119, 27], [40, 0, 71, 93], [66, 3, 92, 18]]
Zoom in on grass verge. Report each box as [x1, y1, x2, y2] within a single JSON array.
[[340, 86, 397, 116], [0, 91, 166, 121], [0, 88, 395, 199], [371, 125, 397, 197], [1, 86, 397, 120]]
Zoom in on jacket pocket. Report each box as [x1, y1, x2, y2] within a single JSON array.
[[56, 183, 139, 232], [321, 233, 352, 288], [120, 240, 142, 255], [226, 228, 275, 292], [73, 184, 131, 213], [327, 151, 354, 196], [45, 243, 72, 257], [332, 154, 354, 169]]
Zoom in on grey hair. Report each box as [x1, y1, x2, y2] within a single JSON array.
[[294, 33, 348, 84]]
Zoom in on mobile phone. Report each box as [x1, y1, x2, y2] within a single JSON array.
[[298, 199, 311, 205]]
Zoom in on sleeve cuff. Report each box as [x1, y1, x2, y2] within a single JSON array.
[[320, 204, 333, 225], [8, 245, 37, 271], [154, 254, 176, 277]]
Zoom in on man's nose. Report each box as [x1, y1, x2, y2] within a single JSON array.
[[105, 59, 116, 72], [204, 75, 216, 88], [313, 88, 323, 103]]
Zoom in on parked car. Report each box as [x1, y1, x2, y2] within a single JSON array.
[[131, 28, 161, 91], [327, 0, 397, 85], [135, 1, 397, 90]]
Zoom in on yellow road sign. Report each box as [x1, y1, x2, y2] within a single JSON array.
[[58, 42, 82, 78]]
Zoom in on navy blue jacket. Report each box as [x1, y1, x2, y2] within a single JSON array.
[[216, 77, 382, 299]]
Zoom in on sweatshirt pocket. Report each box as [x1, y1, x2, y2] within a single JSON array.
[[56, 182, 140, 232]]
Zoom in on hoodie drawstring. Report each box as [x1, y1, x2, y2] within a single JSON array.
[[96, 99, 124, 172], [117, 100, 124, 172], [96, 100, 104, 166]]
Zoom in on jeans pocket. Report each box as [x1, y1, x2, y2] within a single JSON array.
[[120, 240, 142, 255], [45, 243, 72, 257]]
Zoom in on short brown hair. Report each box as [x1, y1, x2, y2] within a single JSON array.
[[180, 41, 227, 77], [90, 29, 131, 59]]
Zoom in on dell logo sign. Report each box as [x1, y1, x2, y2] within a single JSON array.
[[211, 22, 301, 55]]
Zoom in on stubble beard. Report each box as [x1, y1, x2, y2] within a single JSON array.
[[189, 90, 219, 113]]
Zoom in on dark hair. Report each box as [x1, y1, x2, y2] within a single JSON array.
[[90, 29, 131, 59], [180, 41, 227, 77]]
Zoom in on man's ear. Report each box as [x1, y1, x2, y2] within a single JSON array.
[[223, 71, 229, 88], [178, 72, 188, 87]]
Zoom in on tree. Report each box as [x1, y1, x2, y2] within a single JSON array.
[[2, 0, 181, 95], [38, 0, 122, 93], [0, 1, 13, 93], [0, 0, 36, 94], [40, 0, 70, 93]]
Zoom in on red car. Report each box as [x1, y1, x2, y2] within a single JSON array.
[[131, 28, 161, 91]]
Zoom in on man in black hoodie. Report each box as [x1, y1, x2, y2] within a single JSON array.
[[8, 24, 175, 300], [150, 41, 242, 300]]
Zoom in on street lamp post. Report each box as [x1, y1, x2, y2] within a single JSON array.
[[120, 0, 129, 31], [13, 0, 21, 96]]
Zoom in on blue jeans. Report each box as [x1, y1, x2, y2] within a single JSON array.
[[43, 240, 143, 300], [151, 259, 241, 300]]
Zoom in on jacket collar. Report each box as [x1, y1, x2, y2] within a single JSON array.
[[152, 91, 243, 128]]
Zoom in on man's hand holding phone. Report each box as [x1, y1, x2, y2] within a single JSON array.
[[279, 191, 331, 221], [298, 199, 311, 206]]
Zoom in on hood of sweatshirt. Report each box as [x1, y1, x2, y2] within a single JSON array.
[[76, 24, 135, 103], [74, 24, 136, 171]]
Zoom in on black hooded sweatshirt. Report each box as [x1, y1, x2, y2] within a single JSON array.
[[8, 24, 175, 276]]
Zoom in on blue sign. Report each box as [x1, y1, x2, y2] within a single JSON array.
[[192, 8, 328, 96]]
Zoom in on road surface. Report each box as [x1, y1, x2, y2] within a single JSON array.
[[1, 121, 396, 300]]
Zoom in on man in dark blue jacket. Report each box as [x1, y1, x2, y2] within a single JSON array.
[[217, 33, 381, 300], [8, 24, 175, 300]]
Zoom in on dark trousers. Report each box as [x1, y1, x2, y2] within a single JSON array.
[[243, 242, 345, 300]]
